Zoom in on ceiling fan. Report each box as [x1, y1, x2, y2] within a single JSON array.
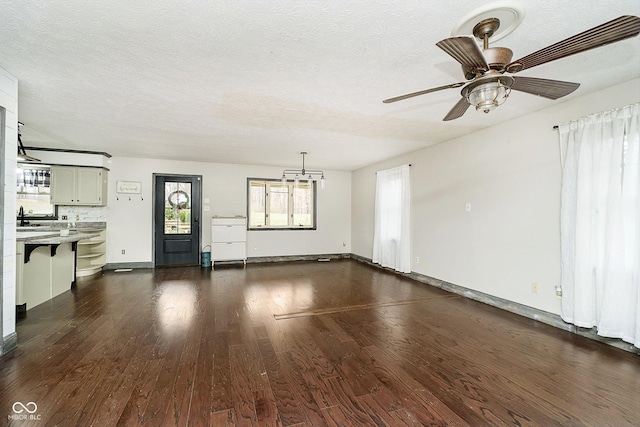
[[383, 15, 640, 121]]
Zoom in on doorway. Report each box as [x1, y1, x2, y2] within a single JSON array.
[[153, 174, 202, 267]]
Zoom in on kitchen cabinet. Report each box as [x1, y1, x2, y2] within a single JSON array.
[[211, 216, 247, 269], [16, 230, 100, 311], [16, 241, 74, 310], [50, 166, 108, 206]]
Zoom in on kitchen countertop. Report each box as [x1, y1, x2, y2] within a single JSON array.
[[17, 230, 100, 244], [16, 221, 106, 231]]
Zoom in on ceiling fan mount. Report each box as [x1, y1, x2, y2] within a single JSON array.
[[472, 18, 523, 75], [383, 13, 640, 121], [473, 17, 501, 42]]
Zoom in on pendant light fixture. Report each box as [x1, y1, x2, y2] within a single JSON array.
[[281, 151, 325, 189], [17, 122, 41, 162]]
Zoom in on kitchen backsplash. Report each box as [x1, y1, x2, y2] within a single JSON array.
[[57, 206, 107, 222]]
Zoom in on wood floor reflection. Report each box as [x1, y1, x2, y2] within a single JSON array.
[[1, 259, 639, 426]]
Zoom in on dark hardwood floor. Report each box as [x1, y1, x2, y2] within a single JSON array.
[[1, 259, 639, 426]]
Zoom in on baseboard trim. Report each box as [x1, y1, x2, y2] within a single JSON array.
[[350, 254, 639, 354], [104, 255, 350, 271], [104, 262, 154, 270], [247, 253, 350, 264], [209, 254, 349, 268], [1, 332, 18, 356]]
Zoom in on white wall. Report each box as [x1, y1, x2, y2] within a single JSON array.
[[1, 67, 18, 340], [106, 157, 351, 264], [352, 78, 640, 315]]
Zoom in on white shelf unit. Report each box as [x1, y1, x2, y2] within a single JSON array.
[[76, 229, 107, 277], [211, 217, 247, 269]]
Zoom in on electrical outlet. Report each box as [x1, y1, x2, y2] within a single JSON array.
[[415, 257, 420, 264], [61, 215, 68, 220], [555, 286, 563, 297], [465, 202, 472, 212], [121, 249, 125, 255], [531, 282, 539, 294]]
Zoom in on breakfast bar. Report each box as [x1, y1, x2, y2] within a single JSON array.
[[16, 230, 99, 312]]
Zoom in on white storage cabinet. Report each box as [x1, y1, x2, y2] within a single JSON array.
[[211, 217, 247, 269], [50, 166, 108, 206]]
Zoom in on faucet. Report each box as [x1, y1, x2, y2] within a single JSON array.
[[18, 206, 29, 226]]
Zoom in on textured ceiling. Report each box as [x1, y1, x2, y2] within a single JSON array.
[[2, 0, 639, 170]]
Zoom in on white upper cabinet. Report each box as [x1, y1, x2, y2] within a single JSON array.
[[51, 166, 108, 206]]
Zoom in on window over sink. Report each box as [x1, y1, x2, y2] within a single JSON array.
[[16, 163, 57, 220]]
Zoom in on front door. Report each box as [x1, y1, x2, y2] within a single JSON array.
[[154, 174, 201, 266]]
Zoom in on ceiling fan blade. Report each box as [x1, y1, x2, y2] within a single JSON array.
[[443, 97, 471, 121], [436, 36, 489, 73], [507, 15, 640, 72], [383, 82, 465, 103], [511, 76, 580, 99]]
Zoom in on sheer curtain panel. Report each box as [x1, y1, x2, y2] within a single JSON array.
[[559, 103, 640, 347], [373, 164, 411, 273]]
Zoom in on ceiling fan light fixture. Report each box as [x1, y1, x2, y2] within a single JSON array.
[[468, 81, 507, 113], [385, 12, 640, 121], [463, 75, 514, 114]]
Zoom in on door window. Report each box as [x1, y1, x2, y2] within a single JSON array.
[[164, 182, 192, 234]]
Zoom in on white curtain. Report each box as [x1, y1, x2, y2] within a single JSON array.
[[373, 164, 411, 273], [559, 103, 640, 347]]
